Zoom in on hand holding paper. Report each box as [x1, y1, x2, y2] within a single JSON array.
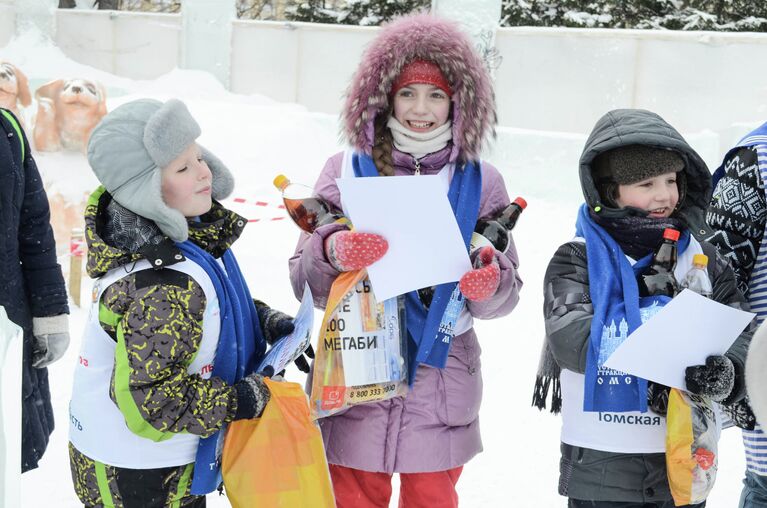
[[336, 174, 471, 302], [325, 231, 388, 272], [604, 289, 754, 390], [684, 355, 735, 402], [257, 284, 315, 377]]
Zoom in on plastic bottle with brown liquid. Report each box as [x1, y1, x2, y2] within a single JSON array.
[[469, 196, 528, 253], [420, 197, 527, 308], [273, 174, 350, 233], [637, 228, 681, 298]]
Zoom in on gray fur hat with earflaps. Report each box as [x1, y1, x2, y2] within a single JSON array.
[[87, 98, 234, 242]]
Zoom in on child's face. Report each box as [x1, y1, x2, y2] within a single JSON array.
[[616, 172, 679, 218], [161, 143, 213, 218], [393, 83, 450, 133]]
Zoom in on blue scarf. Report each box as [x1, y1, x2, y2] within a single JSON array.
[[176, 241, 266, 495], [576, 204, 689, 413], [352, 153, 481, 383]]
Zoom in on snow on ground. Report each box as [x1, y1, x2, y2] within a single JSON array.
[[4, 33, 749, 507]]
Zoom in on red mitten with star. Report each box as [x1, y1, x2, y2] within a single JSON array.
[[459, 246, 500, 302], [324, 230, 389, 272]]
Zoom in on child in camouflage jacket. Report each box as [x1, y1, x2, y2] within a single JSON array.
[[68, 99, 296, 507]]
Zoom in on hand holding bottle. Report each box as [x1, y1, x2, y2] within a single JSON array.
[[470, 197, 526, 253], [274, 174, 350, 233], [324, 230, 389, 272], [459, 246, 501, 302]]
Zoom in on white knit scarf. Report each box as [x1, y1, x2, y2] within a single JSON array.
[[387, 117, 452, 160]]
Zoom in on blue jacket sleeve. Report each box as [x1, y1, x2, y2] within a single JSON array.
[[7, 111, 69, 318]]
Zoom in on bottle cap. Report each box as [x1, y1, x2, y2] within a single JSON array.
[[273, 174, 289, 191], [513, 197, 527, 210], [693, 254, 709, 266], [662, 228, 680, 241]]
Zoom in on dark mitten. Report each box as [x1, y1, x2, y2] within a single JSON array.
[[254, 299, 295, 345], [233, 373, 270, 420], [719, 397, 757, 431], [685, 355, 735, 402], [647, 381, 670, 416], [292, 344, 315, 373], [254, 299, 315, 374], [260, 345, 315, 377]]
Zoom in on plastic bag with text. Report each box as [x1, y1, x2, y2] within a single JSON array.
[[309, 269, 408, 419]]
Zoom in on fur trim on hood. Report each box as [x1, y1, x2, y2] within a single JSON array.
[[342, 13, 496, 161]]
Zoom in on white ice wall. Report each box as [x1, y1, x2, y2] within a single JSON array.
[[229, 22, 767, 140], [494, 27, 767, 134], [230, 20, 377, 113], [54, 10, 180, 80], [0, 1, 16, 48], [1, 11, 765, 166], [15, 13, 764, 136]]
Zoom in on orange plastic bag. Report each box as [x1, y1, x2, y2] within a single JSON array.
[[222, 378, 335, 508], [665, 388, 720, 506]]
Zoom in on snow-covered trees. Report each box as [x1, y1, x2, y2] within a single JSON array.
[[56, 0, 767, 30], [286, 0, 429, 25], [500, 0, 767, 31]]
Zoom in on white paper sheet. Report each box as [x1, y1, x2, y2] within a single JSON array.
[[336, 174, 471, 302], [603, 289, 755, 389], [257, 283, 314, 375]]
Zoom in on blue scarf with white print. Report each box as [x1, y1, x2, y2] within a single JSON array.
[[352, 153, 481, 383], [576, 204, 690, 413], [176, 241, 266, 495]]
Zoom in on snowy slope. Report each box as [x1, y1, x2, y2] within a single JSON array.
[[3, 34, 749, 507]]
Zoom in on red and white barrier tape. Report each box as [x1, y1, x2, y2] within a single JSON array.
[[227, 196, 289, 223], [69, 238, 86, 257]]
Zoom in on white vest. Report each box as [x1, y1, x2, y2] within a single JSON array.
[[69, 258, 221, 468], [339, 149, 474, 336], [560, 236, 708, 453]]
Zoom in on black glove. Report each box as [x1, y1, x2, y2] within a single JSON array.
[[647, 381, 670, 416], [233, 373, 271, 420], [685, 355, 735, 402], [254, 299, 295, 345], [254, 299, 315, 374], [719, 397, 757, 431]]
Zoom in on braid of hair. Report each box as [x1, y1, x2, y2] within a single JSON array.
[[371, 113, 394, 176]]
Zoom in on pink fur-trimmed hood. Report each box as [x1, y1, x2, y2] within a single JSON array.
[[342, 13, 497, 161]]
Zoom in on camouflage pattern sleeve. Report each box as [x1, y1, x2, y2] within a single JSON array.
[[101, 270, 237, 439]]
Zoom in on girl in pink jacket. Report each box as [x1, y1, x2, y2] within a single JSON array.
[[289, 14, 522, 507]]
